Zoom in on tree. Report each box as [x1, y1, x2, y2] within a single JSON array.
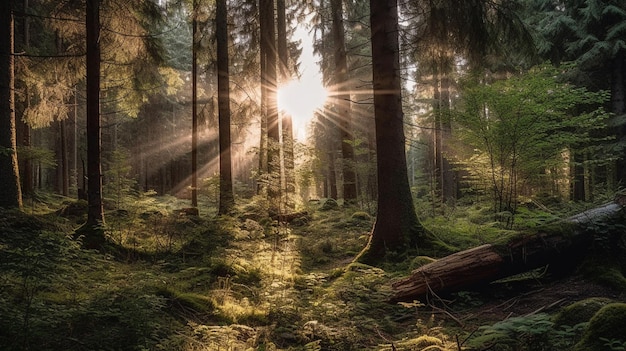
[[565, 0, 626, 187], [259, 0, 280, 213], [358, 0, 426, 262], [330, 0, 357, 205], [0, 0, 23, 209], [523, 0, 626, 197], [79, 0, 106, 248], [277, 0, 296, 210], [216, 0, 234, 214], [402, 0, 535, 210], [456, 64, 610, 224], [191, 0, 199, 207]]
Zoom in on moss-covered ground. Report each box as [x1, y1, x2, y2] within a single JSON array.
[[1, 193, 625, 350]]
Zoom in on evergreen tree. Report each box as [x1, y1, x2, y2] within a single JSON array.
[[359, 0, 425, 262], [216, 0, 234, 214], [0, 0, 23, 209]]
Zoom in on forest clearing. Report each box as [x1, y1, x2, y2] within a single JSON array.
[[1, 0, 626, 350]]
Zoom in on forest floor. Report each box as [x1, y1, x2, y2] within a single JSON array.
[[1, 194, 625, 350]]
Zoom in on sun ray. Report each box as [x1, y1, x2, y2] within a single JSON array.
[[277, 77, 329, 140]]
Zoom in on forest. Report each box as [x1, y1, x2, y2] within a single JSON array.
[[1, 0, 626, 350]]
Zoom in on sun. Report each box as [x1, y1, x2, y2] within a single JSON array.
[[277, 77, 328, 139]]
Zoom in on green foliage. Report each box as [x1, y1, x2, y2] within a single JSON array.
[[468, 313, 585, 351], [17, 145, 57, 168], [104, 148, 138, 210], [456, 63, 611, 223]]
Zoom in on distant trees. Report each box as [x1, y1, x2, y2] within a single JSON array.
[[330, 0, 357, 206], [0, 0, 23, 209], [457, 64, 610, 225], [524, 0, 626, 199]]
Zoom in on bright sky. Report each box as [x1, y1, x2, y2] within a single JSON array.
[[277, 24, 327, 142]]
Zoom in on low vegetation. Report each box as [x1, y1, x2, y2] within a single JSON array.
[[1, 192, 625, 350]]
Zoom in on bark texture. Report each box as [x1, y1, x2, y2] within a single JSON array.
[[216, 0, 234, 214], [0, 0, 23, 209], [391, 199, 625, 302], [363, 0, 422, 261]]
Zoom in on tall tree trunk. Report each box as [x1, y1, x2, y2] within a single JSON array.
[[59, 119, 69, 196], [277, 0, 296, 210], [191, 0, 198, 207], [439, 75, 455, 204], [81, 0, 105, 247], [0, 0, 23, 209], [330, 0, 357, 206], [359, 0, 424, 262], [216, 0, 234, 214], [260, 0, 280, 214], [56, 31, 69, 197], [17, 0, 32, 198]]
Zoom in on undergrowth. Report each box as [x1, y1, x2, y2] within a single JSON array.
[[0, 192, 624, 350]]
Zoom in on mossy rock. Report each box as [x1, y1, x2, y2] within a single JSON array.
[[319, 198, 339, 211], [553, 297, 614, 327], [574, 303, 626, 351], [350, 211, 371, 221]]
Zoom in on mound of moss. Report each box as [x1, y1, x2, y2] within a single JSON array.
[[574, 303, 626, 351], [553, 297, 614, 327]]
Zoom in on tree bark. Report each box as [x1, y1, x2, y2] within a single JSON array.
[[390, 199, 625, 302], [191, 0, 198, 207], [359, 0, 424, 262], [330, 0, 357, 205], [259, 0, 279, 213], [277, 0, 296, 211], [80, 0, 106, 247], [216, 0, 234, 214], [0, 0, 23, 209]]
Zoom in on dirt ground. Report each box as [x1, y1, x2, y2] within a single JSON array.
[[433, 275, 626, 329]]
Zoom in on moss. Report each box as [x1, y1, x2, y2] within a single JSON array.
[[396, 335, 444, 349], [409, 256, 437, 270], [350, 211, 371, 221], [157, 287, 217, 316], [575, 303, 626, 351], [580, 257, 626, 291], [319, 198, 339, 211], [553, 298, 614, 327]]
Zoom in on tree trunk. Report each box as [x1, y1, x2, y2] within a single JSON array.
[[0, 0, 23, 209], [390, 199, 625, 302], [277, 0, 295, 211], [81, 0, 106, 247], [259, 0, 278, 210], [359, 0, 424, 262], [216, 0, 234, 214], [330, 0, 357, 206], [191, 0, 198, 207]]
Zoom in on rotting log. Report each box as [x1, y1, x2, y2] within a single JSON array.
[[390, 197, 625, 302]]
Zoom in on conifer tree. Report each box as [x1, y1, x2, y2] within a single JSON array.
[[0, 0, 23, 209]]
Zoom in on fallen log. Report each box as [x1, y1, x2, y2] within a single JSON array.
[[390, 197, 625, 302]]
